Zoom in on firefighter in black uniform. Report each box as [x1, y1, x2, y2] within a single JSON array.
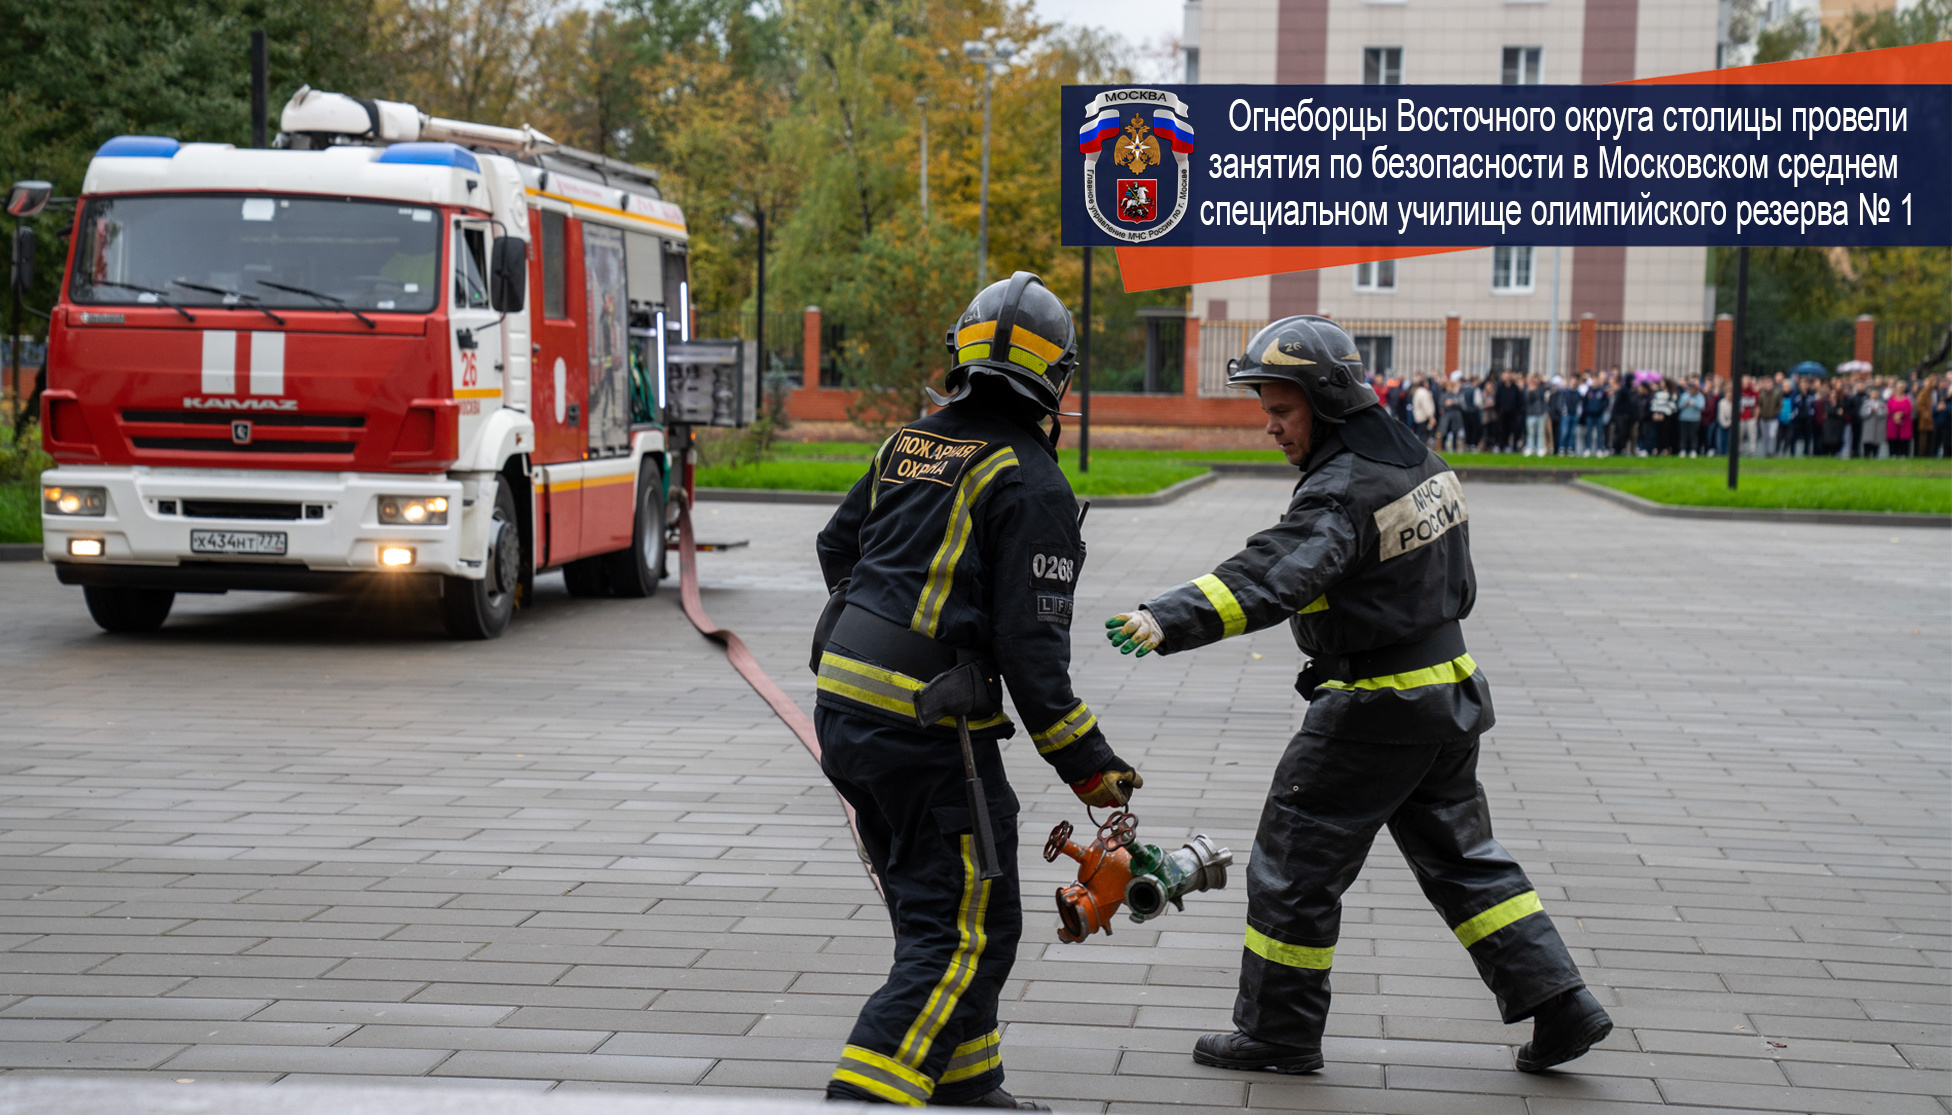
[[1104, 316, 1612, 1076], [814, 272, 1141, 1108]]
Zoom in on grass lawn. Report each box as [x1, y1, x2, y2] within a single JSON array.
[[741, 438, 1950, 513], [0, 483, 39, 544], [1586, 471, 1952, 515], [697, 447, 1207, 497]]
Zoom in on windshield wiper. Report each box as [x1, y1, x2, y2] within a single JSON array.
[[88, 280, 196, 322], [171, 281, 286, 326], [256, 280, 376, 329]]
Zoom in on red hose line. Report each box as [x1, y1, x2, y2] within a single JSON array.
[[673, 495, 884, 899]]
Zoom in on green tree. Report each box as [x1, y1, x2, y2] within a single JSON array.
[[0, 0, 382, 421], [1822, 0, 1951, 54]]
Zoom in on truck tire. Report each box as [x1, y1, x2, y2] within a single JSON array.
[[561, 556, 609, 597], [82, 586, 174, 633], [441, 476, 520, 639], [602, 459, 665, 598]]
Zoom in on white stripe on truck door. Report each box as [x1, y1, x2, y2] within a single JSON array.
[[201, 331, 236, 394], [249, 331, 284, 395]]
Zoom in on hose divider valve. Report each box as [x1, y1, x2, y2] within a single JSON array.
[[1043, 810, 1232, 943]]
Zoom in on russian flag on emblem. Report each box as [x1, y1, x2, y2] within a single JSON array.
[[1078, 110, 1120, 154], [1152, 111, 1196, 154]]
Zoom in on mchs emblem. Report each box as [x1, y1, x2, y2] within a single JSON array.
[[1078, 89, 1195, 243]]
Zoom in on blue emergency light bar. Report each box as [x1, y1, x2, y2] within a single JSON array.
[[375, 143, 480, 173], [96, 136, 181, 159]]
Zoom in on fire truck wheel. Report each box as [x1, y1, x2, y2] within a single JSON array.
[[603, 459, 665, 598], [440, 477, 519, 639], [82, 586, 175, 634]]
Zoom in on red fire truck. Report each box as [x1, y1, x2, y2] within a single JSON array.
[[33, 87, 751, 638]]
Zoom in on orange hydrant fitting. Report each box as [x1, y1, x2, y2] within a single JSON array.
[[1045, 810, 1233, 944], [1045, 816, 1138, 943]]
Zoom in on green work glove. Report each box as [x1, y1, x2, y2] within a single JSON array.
[[1105, 609, 1164, 656]]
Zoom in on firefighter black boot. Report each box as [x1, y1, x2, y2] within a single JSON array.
[[1192, 1031, 1325, 1075], [936, 1087, 1049, 1110], [1515, 986, 1613, 1072]]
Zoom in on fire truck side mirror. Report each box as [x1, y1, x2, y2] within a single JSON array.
[[6, 180, 52, 219], [490, 236, 526, 313]]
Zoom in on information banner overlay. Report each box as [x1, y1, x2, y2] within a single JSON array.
[[1062, 84, 1949, 249]]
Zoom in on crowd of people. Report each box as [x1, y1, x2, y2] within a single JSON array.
[[1375, 367, 1952, 459]]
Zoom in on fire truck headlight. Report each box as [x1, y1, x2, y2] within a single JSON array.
[[379, 546, 416, 568], [378, 495, 448, 526], [44, 486, 107, 516]]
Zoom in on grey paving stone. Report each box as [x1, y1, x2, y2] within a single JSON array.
[[0, 481, 1945, 1109], [336, 1024, 610, 1053], [432, 1050, 714, 1084], [74, 1020, 356, 1046], [157, 1043, 452, 1075]]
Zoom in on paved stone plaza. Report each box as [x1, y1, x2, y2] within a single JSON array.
[[0, 478, 1945, 1113]]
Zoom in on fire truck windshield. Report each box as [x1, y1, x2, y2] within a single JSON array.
[[70, 194, 442, 315]]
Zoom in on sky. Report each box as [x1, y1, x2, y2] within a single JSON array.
[[1035, 0, 1186, 52]]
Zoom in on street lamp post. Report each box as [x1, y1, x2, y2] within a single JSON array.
[[963, 41, 1013, 288], [916, 95, 930, 224]]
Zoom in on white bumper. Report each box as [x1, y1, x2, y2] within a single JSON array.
[[41, 466, 484, 579]]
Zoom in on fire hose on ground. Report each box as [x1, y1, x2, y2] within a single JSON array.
[[670, 489, 885, 899]]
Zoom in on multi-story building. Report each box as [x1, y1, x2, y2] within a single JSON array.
[[1182, 0, 1723, 382]]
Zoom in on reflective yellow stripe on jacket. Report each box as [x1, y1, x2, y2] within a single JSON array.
[[815, 651, 1010, 731], [1191, 573, 1247, 639], [912, 449, 1019, 637], [1031, 700, 1096, 756], [1315, 653, 1478, 693]]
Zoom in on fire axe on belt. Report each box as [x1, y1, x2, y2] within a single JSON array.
[[914, 658, 1006, 879]]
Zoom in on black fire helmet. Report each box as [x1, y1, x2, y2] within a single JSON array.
[[929, 271, 1079, 415], [1226, 315, 1380, 423]]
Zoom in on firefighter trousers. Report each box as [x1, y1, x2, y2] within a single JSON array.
[[816, 707, 1021, 1106], [1235, 731, 1584, 1047]]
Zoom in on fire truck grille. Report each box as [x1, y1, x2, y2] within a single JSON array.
[[122, 410, 366, 428], [179, 499, 305, 521], [130, 437, 358, 455]]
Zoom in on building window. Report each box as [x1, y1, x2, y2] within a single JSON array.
[[1492, 246, 1535, 293], [1363, 47, 1402, 86], [1502, 47, 1543, 85], [1355, 336, 1393, 377], [1489, 337, 1530, 375], [1354, 259, 1396, 292]]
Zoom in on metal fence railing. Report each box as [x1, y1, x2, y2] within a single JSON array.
[[1876, 321, 1950, 378], [1593, 322, 1710, 379], [1197, 320, 1256, 396], [1087, 313, 1184, 394], [1198, 318, 1717, 396], [694, 309, 809, 381]]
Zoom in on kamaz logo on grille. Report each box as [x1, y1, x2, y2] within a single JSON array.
[[181, 396, 298, 411], [231, 420, 253, 445]]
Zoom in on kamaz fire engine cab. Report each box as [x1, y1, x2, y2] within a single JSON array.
[[37, 87, 752, 638]]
